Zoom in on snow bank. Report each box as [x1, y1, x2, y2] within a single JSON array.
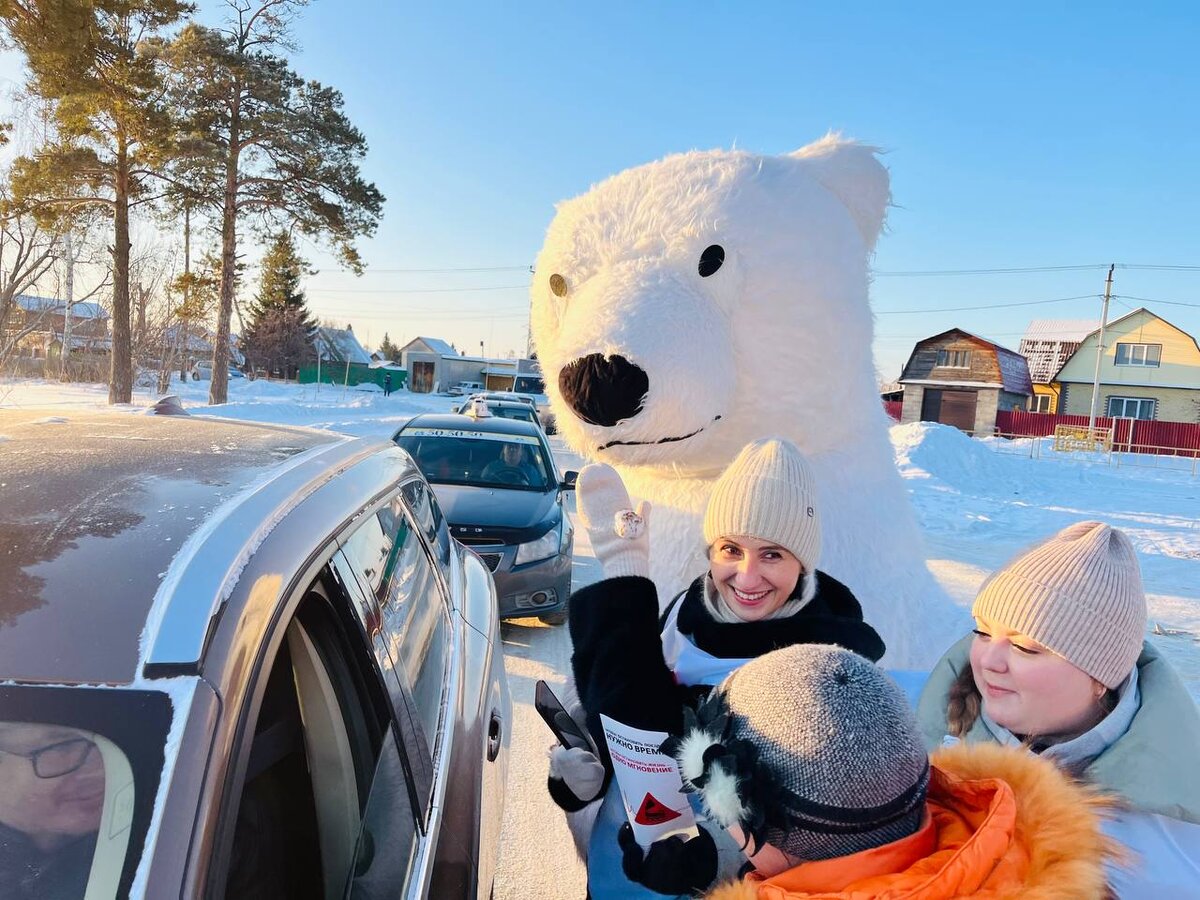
[[891, 422, 1019, 491]]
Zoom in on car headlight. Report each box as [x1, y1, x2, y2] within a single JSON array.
[[514, 519, 563, 566]]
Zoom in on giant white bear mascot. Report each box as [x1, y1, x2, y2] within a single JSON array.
[[530, 135, 964, 668]]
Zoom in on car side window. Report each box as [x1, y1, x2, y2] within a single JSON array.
[[346, 732, 419, 898], [400, 477, 451, 570], [220, 587, 410, 900], [375, 499, 452, 762]]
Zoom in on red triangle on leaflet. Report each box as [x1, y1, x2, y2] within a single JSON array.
[[634, 792, 682, 826]]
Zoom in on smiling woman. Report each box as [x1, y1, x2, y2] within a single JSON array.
[[548, 438, 887, 896], [917, 522, 1200, 896]]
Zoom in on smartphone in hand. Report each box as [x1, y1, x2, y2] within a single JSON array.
[[535, 680, 593, 751]]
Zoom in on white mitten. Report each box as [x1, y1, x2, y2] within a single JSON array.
[[548, 745, 607, 803], [575, 463, 651, 580]]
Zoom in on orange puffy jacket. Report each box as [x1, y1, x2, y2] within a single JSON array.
[[704, 742, 1117, 900]]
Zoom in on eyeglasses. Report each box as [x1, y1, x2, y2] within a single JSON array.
[[0, 737, 98, 778]]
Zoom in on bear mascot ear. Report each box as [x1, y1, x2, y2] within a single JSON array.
[[790, 133, 890, 251]]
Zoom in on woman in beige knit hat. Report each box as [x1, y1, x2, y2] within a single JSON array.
[[916, 521, 1200, 898], [545, 438, 889, 895]]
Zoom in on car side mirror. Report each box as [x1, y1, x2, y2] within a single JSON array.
[[560, 470, 578, 491]]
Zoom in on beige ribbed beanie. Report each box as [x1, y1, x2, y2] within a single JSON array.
[[703, 438, 821, 573], [972, 521, 1146, 688]]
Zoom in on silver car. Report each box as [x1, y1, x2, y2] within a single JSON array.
[[393, 414, 575, 625], [0, 409, 510, 898]]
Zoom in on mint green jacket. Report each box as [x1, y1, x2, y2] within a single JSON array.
[[915, 635, 1200, 825]]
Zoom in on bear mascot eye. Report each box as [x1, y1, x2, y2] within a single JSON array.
[[698, 244, 725, 278], [549, 273, 568, 297]]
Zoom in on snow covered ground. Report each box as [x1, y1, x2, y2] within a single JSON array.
[[3, 376, 1197, 898]]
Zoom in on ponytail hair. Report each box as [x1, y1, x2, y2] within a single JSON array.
[[946, 665, 982, 738]]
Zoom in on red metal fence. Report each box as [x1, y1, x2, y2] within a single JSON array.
[[883, 400, 903, 422], [995, 410, 1200, 457]]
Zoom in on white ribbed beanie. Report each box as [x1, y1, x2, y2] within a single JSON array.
[[703, 438, 821, 573], [972, 521, 1146, 689]]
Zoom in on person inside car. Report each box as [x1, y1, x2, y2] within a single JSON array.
[[482, 442, 542, 487], [0, 722, 105, 900]]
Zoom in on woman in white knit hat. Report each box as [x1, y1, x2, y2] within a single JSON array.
[[916, 521, 1200, 898], [548, 438, 886, 897]]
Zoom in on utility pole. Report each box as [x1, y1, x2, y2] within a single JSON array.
[[60, 231, 73, 382], [1087, 264, 1116, 431]]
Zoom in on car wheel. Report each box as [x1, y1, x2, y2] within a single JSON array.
[[539, 610, 568, 626]]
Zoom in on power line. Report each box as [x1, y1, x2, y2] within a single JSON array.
[[874, 294, 1100, 315], [1113, 294, 1200, 309], [872, 265, 1108, 277], [354, 265, 531, 274], [1117, 264, 1200, 272], [306, 283, 530, 295]]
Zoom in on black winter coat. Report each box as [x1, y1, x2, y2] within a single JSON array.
[[567, 570, 884, 766]]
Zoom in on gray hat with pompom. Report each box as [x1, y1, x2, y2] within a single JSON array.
[[669, 644, 930, 862]]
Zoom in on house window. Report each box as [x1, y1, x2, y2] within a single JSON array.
[[1106, 397, 1156, 420], [1114, 342, 1161, 367], [936, 349, 971, 368], [1029, 394, 1052, 413]]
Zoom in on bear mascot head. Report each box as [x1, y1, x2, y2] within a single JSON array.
[[531, 134, 965, 667]]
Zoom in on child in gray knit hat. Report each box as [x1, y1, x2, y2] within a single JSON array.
[[623, 642, 1115, 897], [916, 521, 1200, 898]]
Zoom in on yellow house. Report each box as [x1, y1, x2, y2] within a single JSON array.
[[1055, 308, 1200, 423]]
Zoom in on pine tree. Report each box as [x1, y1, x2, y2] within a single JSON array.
[[241, 232, 315, 379], [1, 0, 193, 404], [161, 1, 383, 404], [378, 332, 400, 362]]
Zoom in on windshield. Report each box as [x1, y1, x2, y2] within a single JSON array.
[[0, 687, 173, 900], [396, 428, 554, 491], [490, 406, 537, 424]]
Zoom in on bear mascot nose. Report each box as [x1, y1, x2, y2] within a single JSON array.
[[558, 353, 649, 427]]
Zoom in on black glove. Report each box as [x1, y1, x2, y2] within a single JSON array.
[[618, 821, 718, 895]]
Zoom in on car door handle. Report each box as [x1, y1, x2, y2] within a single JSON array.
[[486, 710, 502, 762]]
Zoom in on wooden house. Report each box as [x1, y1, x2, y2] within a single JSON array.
[[5, 295, 110, 358], [898, 329, 1033, 434]]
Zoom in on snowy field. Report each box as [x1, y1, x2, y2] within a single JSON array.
[[2, 376, 1198, 898]]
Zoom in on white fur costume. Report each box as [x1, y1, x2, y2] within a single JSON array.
[[530, 135, 965, 668]]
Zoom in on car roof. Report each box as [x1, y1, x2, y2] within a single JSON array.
[[0, 409, 354, 686], [400, 412, 544, 438], [470, 399, 535, 412]]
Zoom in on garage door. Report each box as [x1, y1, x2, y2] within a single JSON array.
[[939, 390, 978, 432]]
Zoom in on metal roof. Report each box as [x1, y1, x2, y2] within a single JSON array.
[[1020, 319, 1099, 342], [315, 326, 372, 365], [16, 294, 107, 320], [0, 410, 344, 685]]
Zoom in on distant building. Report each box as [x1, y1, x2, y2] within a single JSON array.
[[1017, 319, 1097, 413], [1054, 308, 1200, 423], [5, 295, 110, 357], [898, 328, 1033, 434], [399, 335, 543, 394], [161, 324, 246, 367], [314, 325, 371, 366]]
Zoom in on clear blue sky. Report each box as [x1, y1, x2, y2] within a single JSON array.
[[17, 3, 1200, 378]]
